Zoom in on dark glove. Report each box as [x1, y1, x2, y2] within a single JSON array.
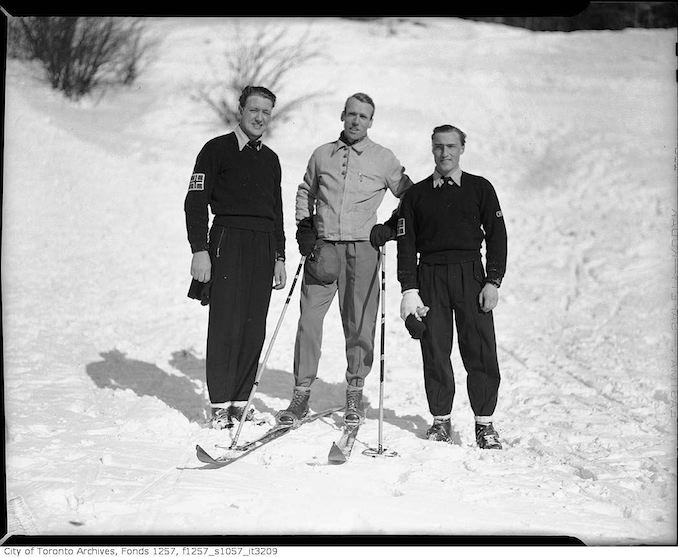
[[296, 216, 317, 256], [188, 278, 212, 306], [369, 223, 396, 249], [405, 314, 426, 339]]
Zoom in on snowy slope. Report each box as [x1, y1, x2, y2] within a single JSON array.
[[2, 17, 676, 544]]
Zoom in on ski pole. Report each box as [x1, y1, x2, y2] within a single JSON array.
[[364, 245, 397, 458], [377, 245, 386, 451], [230, 255, 306, 449]]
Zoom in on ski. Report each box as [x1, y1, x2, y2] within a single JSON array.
[[328, 423, 360, 464], [195, 406, 342, 468]]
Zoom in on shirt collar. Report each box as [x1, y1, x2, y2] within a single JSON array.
[[332, 134, 371, 156], [433, 167, 462, 188], [234, 125, 262, 151]]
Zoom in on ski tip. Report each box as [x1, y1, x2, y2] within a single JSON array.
[[328, 442, 347, 464], [196, 444, 217, 464]]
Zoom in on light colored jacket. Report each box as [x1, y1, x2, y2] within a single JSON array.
[[295, 136, 411, 241]]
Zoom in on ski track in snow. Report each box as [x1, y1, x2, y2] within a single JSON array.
[[2, 17, 676, 544]]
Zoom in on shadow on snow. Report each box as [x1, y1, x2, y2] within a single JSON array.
[[85, 349, 431, 438]]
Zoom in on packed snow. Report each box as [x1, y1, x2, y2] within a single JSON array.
[[2, 16, 676, 545]]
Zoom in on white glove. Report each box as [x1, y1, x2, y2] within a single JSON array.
[[400, 290, 430, 321]]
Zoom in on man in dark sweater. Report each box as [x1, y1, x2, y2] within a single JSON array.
[[387, 124, 507, 449], [184, 85, 286, 429]]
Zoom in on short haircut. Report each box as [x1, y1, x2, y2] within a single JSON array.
[[344, 92, 375, 117], [239, 86, 276, 108], [432, 124, 466, 147]]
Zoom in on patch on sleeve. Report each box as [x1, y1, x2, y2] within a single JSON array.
[[496, 210, 503, 218], [188, 173, 205, 191], [397, 218, 406, 237]]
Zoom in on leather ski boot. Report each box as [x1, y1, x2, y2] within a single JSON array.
[[426, 417, 452, 442], [475, 422, 502, 450], [344, 388, 365, 426], [276, 388, 310, 426]]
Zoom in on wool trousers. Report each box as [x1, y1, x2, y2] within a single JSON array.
[[293, 241, 380, 390], [418, 259, 500, 417], [206, 224, 274, 403]]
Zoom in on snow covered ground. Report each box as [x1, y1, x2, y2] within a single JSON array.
[[2, 16, 677, 545]]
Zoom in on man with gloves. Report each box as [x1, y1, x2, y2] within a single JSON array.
[[277, 92, 412, 427], [376, 124, 507, 449]]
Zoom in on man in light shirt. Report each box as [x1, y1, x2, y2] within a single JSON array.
[[277, 92, 412, 427]]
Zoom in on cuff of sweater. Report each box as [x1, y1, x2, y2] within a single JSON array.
[[484, 276, 502, 288]]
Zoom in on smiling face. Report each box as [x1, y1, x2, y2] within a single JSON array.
[[238, 94, 274, 140], [432, 130, 465, 175], [340, 97, 374, 143]]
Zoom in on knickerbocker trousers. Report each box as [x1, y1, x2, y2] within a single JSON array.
[[418, 259, 500, 417]]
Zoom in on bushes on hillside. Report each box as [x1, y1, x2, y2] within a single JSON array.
[[8, 17, 156, 99], [192, 22, 325, 132]]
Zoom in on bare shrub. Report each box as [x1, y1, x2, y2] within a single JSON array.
[[110, 19, 158, 86], [16, 17, 157, 99], [6, 17, 35, 60], [194, 22, 326, 133]]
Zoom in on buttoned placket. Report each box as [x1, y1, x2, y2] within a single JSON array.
[[339, 145, 349, 237]]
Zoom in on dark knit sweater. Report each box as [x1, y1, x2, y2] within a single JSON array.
[[184, 132, 285, 258], [396, 171, 507, 291]]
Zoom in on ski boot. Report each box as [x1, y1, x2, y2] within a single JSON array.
[[475, 422, 502, 450], [276, 388, 310, 426], [343, 388, 365, 427], [228, 404, 255, 423], [209, 407, 232, 430], [426, 417, 452, 442]]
